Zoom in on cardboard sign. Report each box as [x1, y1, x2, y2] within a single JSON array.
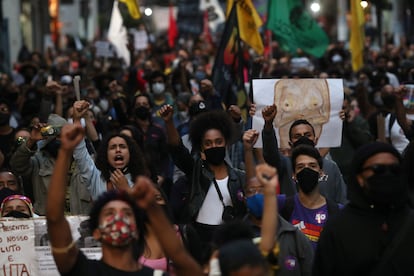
[[0, 216, 102, 276]]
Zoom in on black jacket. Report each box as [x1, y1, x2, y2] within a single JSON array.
[[170, 142, 246, 222], [313, 173, 414, 276]]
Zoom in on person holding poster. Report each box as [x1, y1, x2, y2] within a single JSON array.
[[46, 123, 202, 276], [261, 105, 347, 204]]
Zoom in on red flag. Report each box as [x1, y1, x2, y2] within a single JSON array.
[[202, 10, 213, 44], [168, 5, 178, 48]]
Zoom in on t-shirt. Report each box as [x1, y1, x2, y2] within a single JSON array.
[[63, 251, 166, 276], [279, 194, 328, 250], [196, 176, 231, 225]]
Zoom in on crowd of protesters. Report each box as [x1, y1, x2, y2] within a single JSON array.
[[0, 28, 413, 275]]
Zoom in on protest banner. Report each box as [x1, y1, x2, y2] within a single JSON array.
[[0, 216, 102, 276], [252, 78, 344, 149], [0, 219, 37, 275]]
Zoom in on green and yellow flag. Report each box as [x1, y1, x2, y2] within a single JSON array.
[[350, 0, 365, 71], [227, 0, 264, 55]]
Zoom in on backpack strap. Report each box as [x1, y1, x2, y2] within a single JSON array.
[[280, 196, 295, 221]]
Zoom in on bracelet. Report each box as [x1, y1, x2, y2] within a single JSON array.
[[51, 240, 76, 254]]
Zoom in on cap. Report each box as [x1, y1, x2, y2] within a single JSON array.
[[352, 142, 402, 174]]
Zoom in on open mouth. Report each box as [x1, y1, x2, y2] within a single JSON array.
[[114, 155, 124, 161]]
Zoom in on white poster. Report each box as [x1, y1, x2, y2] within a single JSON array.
[[0, 216, 102, 276], [252, 79, 344, 149], [0, 219, 37, 275], [132, 29, 149, 51]]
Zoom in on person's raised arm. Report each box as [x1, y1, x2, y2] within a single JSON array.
[[255, 163, 278, 254], [262, 105, 282, 171], [131, 176, 203, 276], [159, 104, 181, 146], [243, 129, 259, 180], [394, 85, 412, 136], [46, 123, 85, 274], [73, 100, 100, 144]]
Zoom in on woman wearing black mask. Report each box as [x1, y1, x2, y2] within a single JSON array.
[[279, 145, 342, 251], [159, 105, 246, 250]]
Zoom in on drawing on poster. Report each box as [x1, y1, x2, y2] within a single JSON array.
[[274, 78, 330, 148]]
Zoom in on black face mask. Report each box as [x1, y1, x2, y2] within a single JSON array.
[[135, 106, 151, 120], [381, 94, 397, 109], [189, 101, 207, 118], [296, 167, 319, 194], [0, 113, 10, 126], [3, 210, 31, 218], [44, 139, 61, 159], [292, 136, 315, 148], [204, 147, 226, 166], [363, 169, 406, 207]]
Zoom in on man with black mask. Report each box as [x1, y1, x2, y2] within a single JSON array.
[[10, 113, 84, 215], [261, 105, 347, 204], [313, 142, 414, 276], [277, 145, 341, 251]]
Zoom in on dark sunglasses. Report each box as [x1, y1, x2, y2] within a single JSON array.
[[361, 163, 400, 174]]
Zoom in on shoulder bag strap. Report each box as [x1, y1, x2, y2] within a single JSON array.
[[212, 178, 226, 208]]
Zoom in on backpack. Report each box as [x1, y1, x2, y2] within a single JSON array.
[[280, 196, 340, 222]]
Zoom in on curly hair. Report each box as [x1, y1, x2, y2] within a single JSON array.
[[88, 189, 146, 256], [188, 110, 236, 151], [95, 133, 148, 182]]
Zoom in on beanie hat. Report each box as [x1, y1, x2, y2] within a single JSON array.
[[352, 142, 402, 174]]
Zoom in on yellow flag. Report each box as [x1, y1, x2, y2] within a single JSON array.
[[350, 0, 365, 71], [226, 0, 264, 55], [119, 0, 141, 19]]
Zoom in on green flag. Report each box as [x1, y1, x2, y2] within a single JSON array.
[[267, 0, 329, 57]]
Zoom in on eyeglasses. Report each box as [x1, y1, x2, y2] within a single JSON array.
[[361, 164, 400, 174]]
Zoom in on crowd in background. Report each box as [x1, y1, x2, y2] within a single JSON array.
[[0, 29, 413, 275]]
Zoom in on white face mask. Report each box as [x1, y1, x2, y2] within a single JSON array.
[[152, 83, 165, 95]]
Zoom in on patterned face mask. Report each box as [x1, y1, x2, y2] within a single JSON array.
[[98, 212, 138, 247]]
